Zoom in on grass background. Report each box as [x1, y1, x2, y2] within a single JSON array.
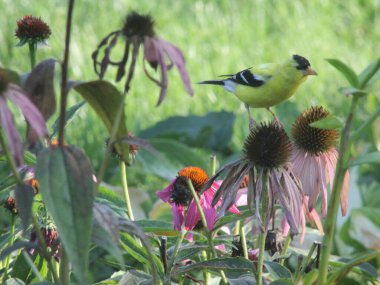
[[1, 1, 380, 220]]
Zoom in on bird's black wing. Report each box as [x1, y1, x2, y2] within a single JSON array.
[[229, 68, 268, 87]]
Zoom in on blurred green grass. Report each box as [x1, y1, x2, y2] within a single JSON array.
[[1, 0, 379, 168]]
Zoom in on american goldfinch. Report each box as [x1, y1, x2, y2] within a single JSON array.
[[199, 54, 317, 125]]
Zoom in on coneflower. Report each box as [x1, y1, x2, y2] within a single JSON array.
[[205, 121, 304, 234], [291, 106, 349, 217], [156, 166, 239, 231]]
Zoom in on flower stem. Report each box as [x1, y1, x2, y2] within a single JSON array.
[[22, 251, 43, 281], [317, 95, 359, 285], [59, 246, 70, 285], [120, 161, 134, 220], [96, 39, 139, 186], [0, 128, 21, 182], [210, 155, 217, 175], [3, 215, 16, 280], [58, 0, 75, 147], [279, 232, 292, 266], [165, 229, 186, 285], [202, 250, 210, 285], [257, 170, 268, 285], [240, 223, 249, 259], [186, 179, 228, 284], [295, 241, 318, 282], [28, 43, 37, 69]]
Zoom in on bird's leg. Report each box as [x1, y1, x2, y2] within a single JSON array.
[[245, 104, 257, 129], [266, 107, 282, 126]]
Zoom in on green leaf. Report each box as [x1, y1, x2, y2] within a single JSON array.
[[50, 101, 86, 138], [92, 203, 125, 268], [172, 244, 209, 263], [3, 278, 25, 285], [139, 111, 235, 153], [349, 152, 380, 167], [264, 261, 291, 279], [338, 87, 367, 97], [309, 114, 343, 130], [270, 279, 293, 285], [174, 257, 253, 275], [135, 220, 178, 237], [14, 184, 34, 231], [358, 58, 380, 88], [227, 274, 256, 285], [36, 146, 96, 284], [213, 209, 253, 231], [118, 270, 153, 285], [326, 58, 358, 87], [74, 80, 129, 163], [138, 138, 208, 180]]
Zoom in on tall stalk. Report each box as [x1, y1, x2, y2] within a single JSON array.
[[317, 96, 359, 284]]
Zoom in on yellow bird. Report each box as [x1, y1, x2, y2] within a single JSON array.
[[199, 54, 317, 126]]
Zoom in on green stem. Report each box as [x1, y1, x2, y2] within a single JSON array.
[[201, 250, 210, 285], [210, 155, 216, 175], [59, 246, 70, 285], [22, 251, 43, 281], [186, 179, 228, 284], [165, 230, 186, 285], [3, 215, 16, 281], [279, 233, 292, 266], [351, 106, 380, 140], [28, 42, 36, 69], [120, 161, 134, 220], [317, 96, 359, 285], [0, 128, 21, 182], [257, 170, 268, 285], [295, 242, 318, 282], [240, 223, 249, 259], [58, 0, 75, 147]]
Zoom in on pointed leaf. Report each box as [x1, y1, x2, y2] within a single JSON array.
[[174, 257, 253, 275], [326, 59, 358, 87], [14, 183, 34, 231], [119, 270, 153, 285], [135, 219, 178, 237], [338, 87, 367, 97], [74, 80, 129, 162], [36, 146, 96, 284], [309, 114, 343, 130], [358, 58, 380, 88], [349, 152, 380, 167], [264, 261, 292, 279], [50, 101, 86, 138], [23, 59, 56, 145]]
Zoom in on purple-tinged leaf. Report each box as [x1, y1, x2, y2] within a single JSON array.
[[15, 183, 34, 231], [36, 146, 95, 284]]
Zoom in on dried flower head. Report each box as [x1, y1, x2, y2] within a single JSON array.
[[3, 197, 18, 215], [15, 15, 51, 46], [244, 121, 292, 169], [92, 11, 193, 104], [292, 106, 339, 154], [122, 12, 155, 38]]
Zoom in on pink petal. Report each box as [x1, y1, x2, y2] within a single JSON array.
[[156, 179, 176, 202], [8, 84, 48, 138], [340, 171, 350, 216], [144, 38, 159, 62], [185, 199, 200, 230], [0, 96, 24, 166], [171, 203, 184, 230], [156, 38, 194, 96], [201, 197, 217, 230]]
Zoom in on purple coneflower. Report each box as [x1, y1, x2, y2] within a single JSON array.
[[0, 71, 48, 166], [205, 121, 304, 234], [15, 15, 51, 46], [291, 106, 349, 217], [157, 166, 239, 231], [92, 11, 193, 104]]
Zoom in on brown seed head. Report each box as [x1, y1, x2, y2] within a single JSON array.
[[292, 106, 339, 154], [15, 15, 51, 44], [122, 12, 155, 38]]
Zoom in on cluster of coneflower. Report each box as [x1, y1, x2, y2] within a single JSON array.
[[158, 106, 349, 242]]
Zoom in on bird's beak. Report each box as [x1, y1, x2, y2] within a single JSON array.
[[305, 66, 317, 76]]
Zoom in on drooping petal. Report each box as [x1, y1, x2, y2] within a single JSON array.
[[340, 171, 350, 216], [185, 199, 200, 230], [144, 37, 159, 64], [157, 37, 194, 96], [0, 96, 24, 166], [171, 203, 184, 230], [8, 84, 48, 138], [156, 179, 176, 202], [201, 196, 217, 230]]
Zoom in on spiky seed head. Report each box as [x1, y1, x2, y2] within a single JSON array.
[[244, 121, 291, 169], [122, 12, 155, 38], [292, 106, 339, 155], [15, 15, 51, 45]]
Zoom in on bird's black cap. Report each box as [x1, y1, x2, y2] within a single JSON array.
[[293, 54, 311, 71]]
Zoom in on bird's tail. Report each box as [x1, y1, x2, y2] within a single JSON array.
[[197, 80, 225, 86]]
